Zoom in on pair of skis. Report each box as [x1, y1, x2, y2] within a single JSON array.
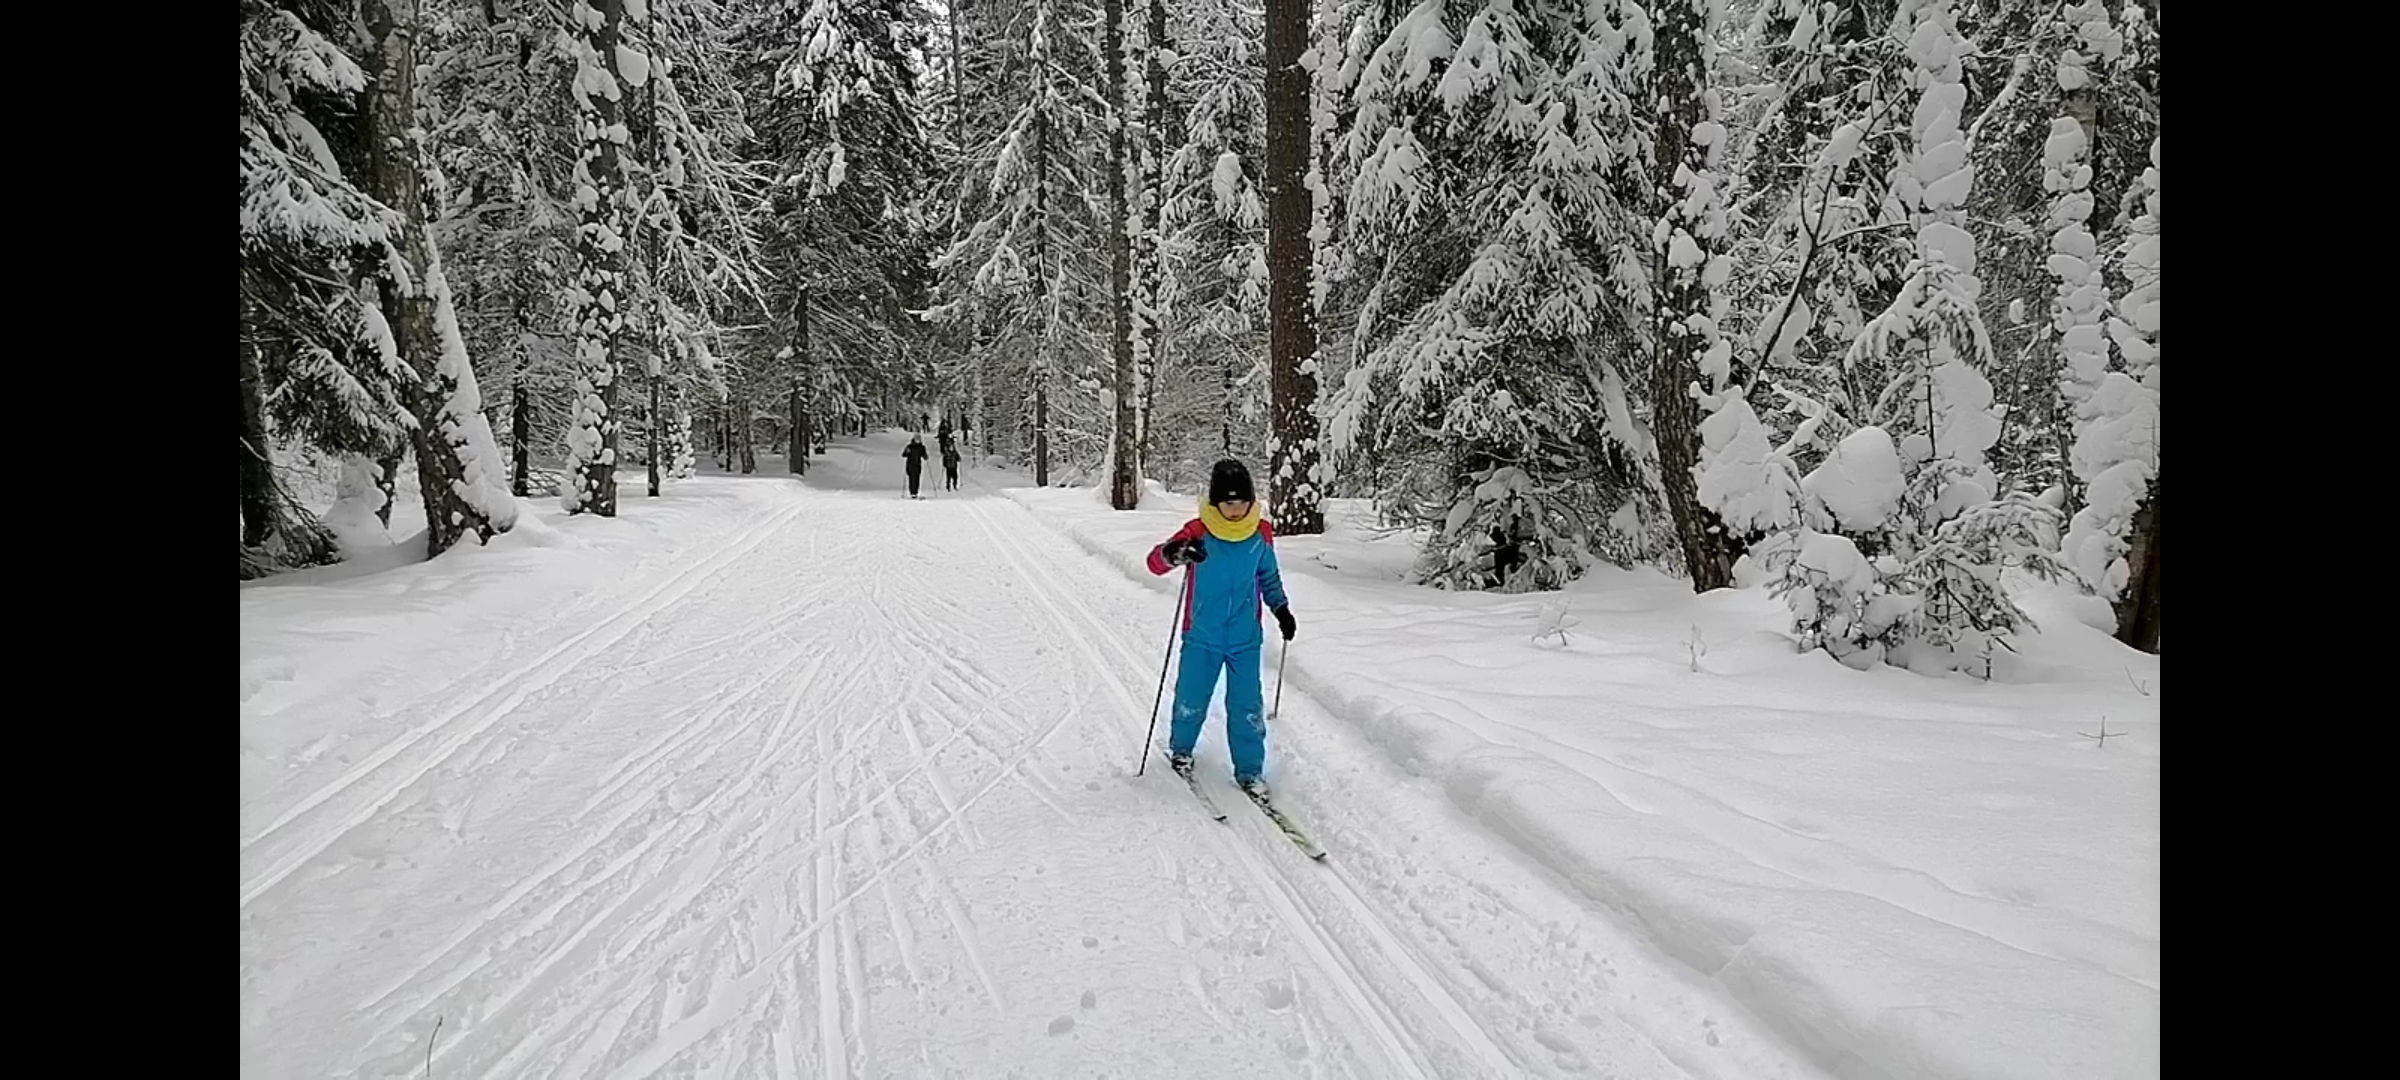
[[1168, 755, 1325, 860]]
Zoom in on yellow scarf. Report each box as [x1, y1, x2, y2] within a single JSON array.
[[1199, 497, 1260, 542]]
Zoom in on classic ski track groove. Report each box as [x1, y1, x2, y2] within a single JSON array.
[[967, 498, 1526, 1078], [396, 646, 880, 1075], [887, 615, 1080, 827], [240, 498, 813, 909], [354, 646, 823, 1015], [812, 666, 848, 1080], [499, 527, 1029, 1069], [412, 605, 893, 1076], [247, 485, 1671, 1077]]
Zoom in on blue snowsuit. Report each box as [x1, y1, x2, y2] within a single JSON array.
[[1148, 516, 1289, 780]]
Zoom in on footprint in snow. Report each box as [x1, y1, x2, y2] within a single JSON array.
[[1047, 1016, 1075, 1036]]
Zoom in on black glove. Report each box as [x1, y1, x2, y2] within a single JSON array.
[[1272, 605, 1296, 641], [1162, 537, 1208, 566]]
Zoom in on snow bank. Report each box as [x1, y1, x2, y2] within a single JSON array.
[[997, 482, 2160, 1080]]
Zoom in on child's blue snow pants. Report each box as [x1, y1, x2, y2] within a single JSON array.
[[1169, 638, 1265, 780]]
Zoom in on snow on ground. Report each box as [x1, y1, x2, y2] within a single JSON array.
[[996, 477, 2160, 1080], [242, 432, 1830, 1079]]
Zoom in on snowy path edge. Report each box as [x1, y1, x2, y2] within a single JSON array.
[[990, 484, 2159, 1080]]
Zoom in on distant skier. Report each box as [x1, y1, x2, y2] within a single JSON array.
[[1144, 458, 1296, 798], [902, 434, 929, 497], [941, 440, 962, 491]]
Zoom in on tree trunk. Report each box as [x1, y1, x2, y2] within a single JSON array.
[[1223, 351, 1235, 454], [362, 0, 499, 555], [374, 456, 401, 528], [643, 0, 662, 501], [1137, 0, 1168, 480], [1648, 0, 1738, 591], [738, 394, 757, 474], [1034, 381, 1049, 487], [1104, 0, 1140, 509], [1264, 0, 1322, 533], [1033, 90, 1052, 489], [563, 0, 629, 516], [789, 386, 805, 475], [239, 310, 276, 549], [511, 380, 531, 496], [798, 285, 818, 459], [2114, 471, 2158, 652], [648, 372, 662, 495]]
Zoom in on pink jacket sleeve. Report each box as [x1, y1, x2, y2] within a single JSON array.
[[1146, 519, 1207, 575]]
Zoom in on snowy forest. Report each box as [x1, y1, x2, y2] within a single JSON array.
[[240, 0, 2160, 668]]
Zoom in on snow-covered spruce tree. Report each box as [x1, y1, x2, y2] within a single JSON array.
[[741, 0, 935, 468], [930, 0, 1113, 485], [1763, 0, 2063, 674], [2062, 135, 2157, 651], [239, 0, 407, 572], [1145, 0, 1271, 489], [623, 0, 763, 495], [561, 0, 634, 515], [1719, 0, 1920, 447], [1324, 1, 1661, 590], [415, 1, 585, 498], [359, 0, 517, 554]]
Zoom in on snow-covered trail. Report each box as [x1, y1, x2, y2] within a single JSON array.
[[240, 434, 1819, 1079]]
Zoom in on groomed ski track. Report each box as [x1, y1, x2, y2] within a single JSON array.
[[239, 433, 1822, 1080]]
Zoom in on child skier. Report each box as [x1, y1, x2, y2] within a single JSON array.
[[1145, 459, 1296, 797]]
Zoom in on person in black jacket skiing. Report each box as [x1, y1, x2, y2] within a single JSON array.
[[940, 440, 962, 490], [901, 434, 929, 497]]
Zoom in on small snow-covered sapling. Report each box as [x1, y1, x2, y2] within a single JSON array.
[[1531, 600, 1579, 647]]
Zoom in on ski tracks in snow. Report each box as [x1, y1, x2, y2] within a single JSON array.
[[239, 498, 815, 910], [244, 470, 1801, 1079], [963, 499, 1523, 1080]]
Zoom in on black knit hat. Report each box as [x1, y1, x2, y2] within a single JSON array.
[[1208, 459, 1256, 505]]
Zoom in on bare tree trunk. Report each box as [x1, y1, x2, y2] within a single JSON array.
[[1034, 93, 1053, 488], [643, 0, 662, 500], [1264, 0, 1322, 533], [362, 0, 500, 554], [238, 306, 276, 549], [738, 394, 757, 474], [511, 380, 530, 496], [1034, 381, 1049, 487], [798, 285, 817, 460], [2114, 472, 2158, 651], [648, 372, 662, 495], [1104, 0, 1139, 509], [1223, 352, 1235, 454], [801, 386, 820, 475], [1136, 0, 1168, 480], [1648, 0, 1737, 591]]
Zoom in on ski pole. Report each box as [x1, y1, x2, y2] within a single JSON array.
[[1137, 580, 1189, 776], [1271, 638, 1288, 723]]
